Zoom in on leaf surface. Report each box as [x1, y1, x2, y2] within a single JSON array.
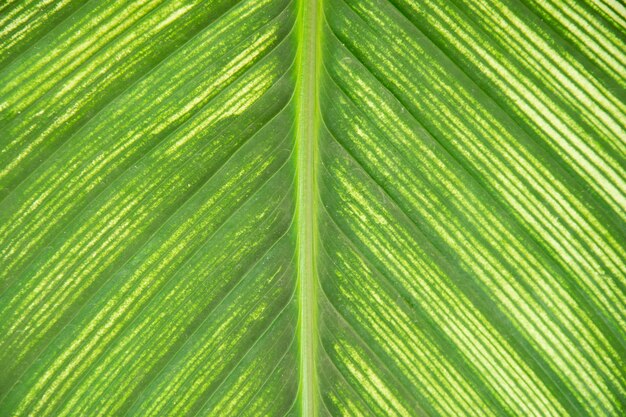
[[0, 0, 624, 416]]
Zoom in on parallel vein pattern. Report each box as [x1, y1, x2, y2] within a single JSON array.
[[1, 0, 299, 415], [1, 0, 625, 416], [317, 0, 625, 415]]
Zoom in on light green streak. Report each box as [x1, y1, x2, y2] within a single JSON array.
[[295, 0, 321, 415]]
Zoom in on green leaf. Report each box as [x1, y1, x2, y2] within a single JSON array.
[[0, 0, 624, 415]]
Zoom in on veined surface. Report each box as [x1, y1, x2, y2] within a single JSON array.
[[0, 0, 624, 416]]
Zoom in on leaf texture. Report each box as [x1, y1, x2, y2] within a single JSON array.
[[0, 0, 624, 416]]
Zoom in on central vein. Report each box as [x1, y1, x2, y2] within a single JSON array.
[[295, 0, 321, 415]]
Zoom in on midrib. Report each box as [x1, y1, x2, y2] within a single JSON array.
[[295, 0, 321, 416]]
